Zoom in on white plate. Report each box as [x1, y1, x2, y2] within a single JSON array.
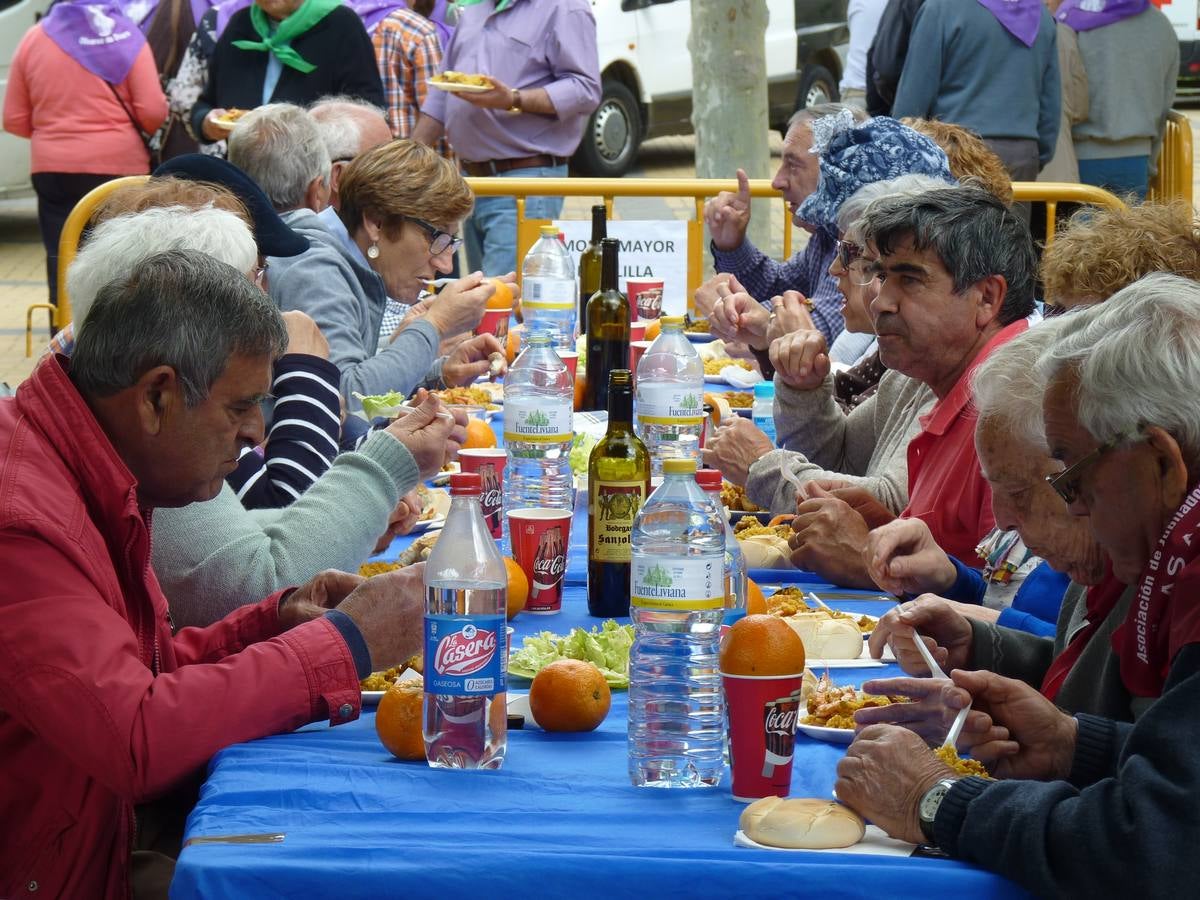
[[704, 371, 758, 385], [429, 79, 491, 93], [685, 331, 717, 343], [734, 826, 916, 856], [795, 722, 855, 744], [362, 690, 386, 706], [807, 643, 894, 668], [408, 516, 445, 535]]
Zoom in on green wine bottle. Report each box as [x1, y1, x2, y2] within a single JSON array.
[[578, 204, 606, 337], [584, 238, 630, 412]]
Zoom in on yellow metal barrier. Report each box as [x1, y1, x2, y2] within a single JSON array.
[[1148, 110, 1193, 206]]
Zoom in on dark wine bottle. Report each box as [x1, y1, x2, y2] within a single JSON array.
[[578, 204, 606, 337], [584, 238, 630, 412], [587, 369, 650, 617]]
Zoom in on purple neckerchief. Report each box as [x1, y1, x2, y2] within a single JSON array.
[[189, 0, 213, 27], [212, 0, 251, 35], [1056, 0, 1148, 31], [41, 2, 146, 83], [344, 0, 405, 32], [975, 0, 1042, 46]]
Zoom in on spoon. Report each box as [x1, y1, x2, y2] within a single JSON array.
[[912, 629, 972, 749], [804, 590, 833, 611]]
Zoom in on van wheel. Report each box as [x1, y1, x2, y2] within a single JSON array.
[[796, 65, 839, 110], [573, 80, 642, 177]]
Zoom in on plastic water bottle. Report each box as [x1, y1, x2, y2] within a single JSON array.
[[423, 472, 507, 770], [522, 224, 577, 351], [752, 381, 777, 446], [628, 458, 725, 788], [635, 315, 704, 475], [695, 468, 747, 627], [503, 331, 575, 536]]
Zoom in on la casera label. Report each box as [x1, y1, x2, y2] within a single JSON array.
[[424, 615, 507, 696]]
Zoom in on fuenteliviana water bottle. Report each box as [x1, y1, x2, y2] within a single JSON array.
[[634, 316, 704, 475], [423, 472, 507, 770], [628, 458, 725, 788], [752, 381, 777, 446], [695, 468, 747, 627], [521, 224, 577, 351]]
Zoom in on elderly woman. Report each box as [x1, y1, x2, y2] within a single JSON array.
[[834, 273, 1200, 896]]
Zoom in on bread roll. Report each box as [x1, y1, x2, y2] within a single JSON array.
[[738, 534, 795, 569], [740, 797, 865, 849], [780, 613, 863, 659]]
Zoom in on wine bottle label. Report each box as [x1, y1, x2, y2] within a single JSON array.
[[523, 276, 576, 310], [503, 399, 572, 443], [630, 555, 726, 610], [590, 480, 646, 562], [635, 383, 705, 426]]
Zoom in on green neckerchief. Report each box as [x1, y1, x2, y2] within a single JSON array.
[[447, 0, 515, 21], [232, 0, 342, 74]]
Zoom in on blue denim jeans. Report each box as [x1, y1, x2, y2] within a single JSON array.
[[463, 164, 567, 276], [1078, 156, 1149, 201]]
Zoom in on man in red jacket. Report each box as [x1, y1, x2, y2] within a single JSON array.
[[0, 250, 452, 898]]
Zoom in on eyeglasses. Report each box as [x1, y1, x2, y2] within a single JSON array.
[[836, 241, 878, 287], [253, 261, 269, 288], [1044, 430, 1140, 504], [404, 216, 463, 257]]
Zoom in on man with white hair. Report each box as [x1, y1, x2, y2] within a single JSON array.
[[309, 95, 393, 210], [227, 103, 332, 214]]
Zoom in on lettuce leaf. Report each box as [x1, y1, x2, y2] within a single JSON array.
[[508, 620, 634, 688], [353, 390, 406, 420]]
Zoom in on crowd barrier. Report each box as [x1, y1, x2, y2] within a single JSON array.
[[1148, 110, 1194, 207]]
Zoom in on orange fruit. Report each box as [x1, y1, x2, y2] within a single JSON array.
[[745, 577, 767, 615], [643, 318, 661, 342], [719, 613, 806, 676], [505, 328, 522, 365], [529, 659, 612, 732], [488, 277, 514, 310], [375, 679, 425, 760], [574, 371, 587, 411], [504, 556, 528, 619], [767, 514, 795, 528], [463, 418, 496, 449]]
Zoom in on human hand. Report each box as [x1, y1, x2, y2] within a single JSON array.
[[279, 569, 365, 630], [950, 669, 1079, 781], [805, 483, 895, 529], [794, 478, 854, 503], [867, 595, 975, 673], [424, 272, 492, 339], [710, 283, 771, 349], [334, 562, 427, 670], [202, 108, 234, 141], [789, 497, 877, 588], [764, 291, 816, 345], [442, 333, 505, 386], [835, 725, 958, 845], [389, 297, 434, 341], [383, 389, 465, 478], [703, 168, 753, 252], [458, 75, 515, 110], [693, 273, 734, 320], [768, 329, 830, 391], [281, 310, 330, 359], [700, 416, 775, 486], [853, 675, 1007, 748], [865, 518, 958, 596], [372, 490, 423, 554]]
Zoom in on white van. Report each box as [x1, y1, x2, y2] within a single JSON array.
[[0, 0, 52, 199], [1162, 0, 1200, 99]]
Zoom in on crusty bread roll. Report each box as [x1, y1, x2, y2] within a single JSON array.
[[780, 613, 863, 659], [740, 797, 865, 849], [738, 534, 795, 569]]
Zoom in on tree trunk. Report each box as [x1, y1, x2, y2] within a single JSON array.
[[689, 0, 773, 257]]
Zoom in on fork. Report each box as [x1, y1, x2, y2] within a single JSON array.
[[912, 630, 971, 749], [184, 832, 285, 847]]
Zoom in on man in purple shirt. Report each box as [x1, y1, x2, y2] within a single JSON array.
[[412, 0, 600, 277]]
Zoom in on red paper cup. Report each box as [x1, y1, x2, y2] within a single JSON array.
[[629, 320, 647, 343], [507, 508, 571, 614], [722, 672, 806, 802], [457, 448, 507, 538], [476, 307, 512, 340], [558, 350, 578, 383], [629, 339, 653, 381], [627, 279, 664, 320]]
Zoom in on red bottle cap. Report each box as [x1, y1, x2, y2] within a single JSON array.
[[450, 472, 482, 495], [695, 468, 722, 490]]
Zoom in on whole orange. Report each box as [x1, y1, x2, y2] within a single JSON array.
[[745, 577, 767, 615], [720, 613, 806, 676], [643, 318, 662, 342], [463, 418, 496, 449], [375, 679, 425, 760], [505, 329, 522, 365], [528, 659, 611, 732], [488, 277, 515, 310], [504, 556, 528, 619]]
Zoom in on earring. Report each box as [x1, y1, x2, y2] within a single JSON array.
[[367, 243, 380, 260]]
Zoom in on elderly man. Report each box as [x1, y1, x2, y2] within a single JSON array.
[[0, 251, 441, 896], [771, 185, 1036, 586], [309, 95, 393, 210], [228, 103, 331, 214], [835, 273, 1200, 896]]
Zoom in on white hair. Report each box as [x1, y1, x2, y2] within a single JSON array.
[[1037, 272, 1200, 466], [309, 96, 388, 162], [69, 206, 257, 326], [971, 319, 1065, 452], [836, 174, 954, 243], [227, 103, 331, 211]]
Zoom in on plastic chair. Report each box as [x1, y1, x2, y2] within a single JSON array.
[[25, 175, 149, 357]]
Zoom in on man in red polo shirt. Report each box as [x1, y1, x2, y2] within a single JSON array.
[[771, 184, 1036, 586]]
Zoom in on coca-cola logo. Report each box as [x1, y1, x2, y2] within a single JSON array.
[[433, 624, 497, 677], [480, 487, 502, 510], [533, 554, 566, 579], [765, 706, 798, 735]]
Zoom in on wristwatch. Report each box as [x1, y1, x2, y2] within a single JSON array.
[[918, 778, 958, 843], [508, 89, 523, 114]]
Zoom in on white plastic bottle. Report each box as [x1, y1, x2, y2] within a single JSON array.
[[521, 224, 577, 351], [628, 458, 725, 788], [695, 468, 748, 627], [635, 315, 705, 475], [423, 472, 507, 770], [752, 380, 777, 446], [503, 332, 575, 534]]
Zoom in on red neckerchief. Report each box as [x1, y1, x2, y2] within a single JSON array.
[[1040, 563, 1125, 701], [1110, 484, 1200, 697]]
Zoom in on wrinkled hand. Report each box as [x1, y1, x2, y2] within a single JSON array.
[[951, 669, 1079, 781], [865, 517, 957, 596], [789, 496, 877, 588], [703, 168, 753, 251], [334, 562, 427, 670], [443, 333, 506, 386], [805, 482, 895, 529], [279, 569, 366, 631], [769, 329, 830, 391], [794, 478, 854, 503], [281, 310, 330, 359], [836, 725, 959, 845], [372, 490, 423, 554], [202, 108, 234, 141], [764, 291, 816, 345], [424, 272, 492, 339], [701, 417, 775, 486], [868, 594, 975, 673], [383, 389, 465, 478], [854, 675, 1007, 748], [693, 273, 734, 320], [710, 283, 771, 349], [389, 297, 434, 341]]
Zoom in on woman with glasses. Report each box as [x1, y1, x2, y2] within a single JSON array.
[[266, 138, 508, 411]]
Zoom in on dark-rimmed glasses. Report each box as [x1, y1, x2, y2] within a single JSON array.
[[1045, 430, 1140, 504], [404, 216, 463, 256]]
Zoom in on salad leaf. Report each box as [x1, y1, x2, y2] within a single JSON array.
[[509, 620, 634, 688], [568, 431, 599, 475], [354, 390, 406, 420]]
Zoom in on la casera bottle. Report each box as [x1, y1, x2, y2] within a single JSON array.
[[587, 369, 650, 617], [584, 238, 630, 412], [578, 204, 606, 337]]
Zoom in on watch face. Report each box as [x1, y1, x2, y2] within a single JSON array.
[[920, 781, 951, 823]]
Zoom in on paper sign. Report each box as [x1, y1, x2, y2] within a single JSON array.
[[554, 219, 688, 317]]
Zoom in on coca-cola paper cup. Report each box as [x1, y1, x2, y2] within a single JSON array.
[[626, 279, 664, 320], [507, 508, 571, 614], [476, 307, 512, 340], [629, 340, 653, 382], [458, 448, 507, 538], [629, 320, 647, 343], [559, 350, 578, 383], [722, 672, 805, 802]]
